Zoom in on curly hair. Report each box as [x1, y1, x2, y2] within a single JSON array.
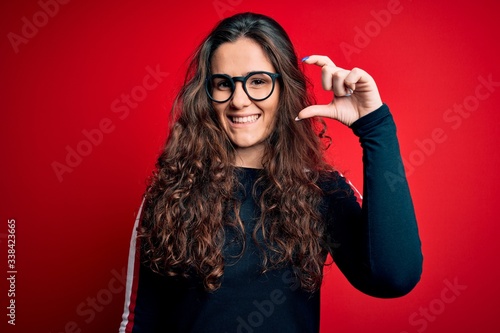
[[138, 12, 336, 292]]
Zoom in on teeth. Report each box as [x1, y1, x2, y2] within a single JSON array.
[[231, 115, 259, 123]]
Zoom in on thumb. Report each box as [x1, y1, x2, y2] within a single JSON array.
[[295, 104, 335, 121]]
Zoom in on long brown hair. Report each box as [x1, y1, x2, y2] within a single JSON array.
[[138, 12, 336, 292]]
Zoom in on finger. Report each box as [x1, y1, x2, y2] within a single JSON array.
[[343, 67, 366, 92], [302, 55, 336, 68], [304, 55, 352, 95], [331, 68, 353, 97], [295, 104, 336, 121], [321, 65, 334, 91]]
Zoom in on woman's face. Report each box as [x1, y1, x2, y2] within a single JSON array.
[[210, 38, 280, 166]]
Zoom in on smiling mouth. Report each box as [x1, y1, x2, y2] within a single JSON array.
[[230, 115, 260, 124]]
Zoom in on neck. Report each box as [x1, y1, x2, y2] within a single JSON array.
[[233, 145, 265, 169]]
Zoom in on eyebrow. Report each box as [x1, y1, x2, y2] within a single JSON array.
[[211, 71, 270, 76]]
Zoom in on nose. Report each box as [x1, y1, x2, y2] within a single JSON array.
[[230, 82, 251, 109]]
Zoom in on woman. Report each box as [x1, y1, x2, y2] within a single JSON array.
[[119, 12, 422, 333]]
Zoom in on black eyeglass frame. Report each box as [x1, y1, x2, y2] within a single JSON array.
[[205, 71, 281, 103]]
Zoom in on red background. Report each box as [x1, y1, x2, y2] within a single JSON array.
[[1, 0, 499, 332]]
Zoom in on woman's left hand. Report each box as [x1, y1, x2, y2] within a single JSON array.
[[296, 55, 383, 127]]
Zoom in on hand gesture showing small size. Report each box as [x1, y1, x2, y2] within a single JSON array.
[[296, 55, 383, 126]]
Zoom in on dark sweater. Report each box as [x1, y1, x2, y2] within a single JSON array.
[[119, 104, 423, 333]]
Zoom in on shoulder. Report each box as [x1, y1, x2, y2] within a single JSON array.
[[317, 170, 356, 201]]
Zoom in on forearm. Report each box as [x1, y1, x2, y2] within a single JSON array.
[[331, 105, 423, 298]]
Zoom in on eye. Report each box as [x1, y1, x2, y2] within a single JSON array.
[[217, 80, 231, 89], [250, 78, 266, 86], [248, 74, 271, 89], [212, 77, 232, 90]]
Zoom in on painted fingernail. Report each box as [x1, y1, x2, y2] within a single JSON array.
[[345, 88, 354, 96], [301, 56, 310, 62], [295, 116, 301, 121]]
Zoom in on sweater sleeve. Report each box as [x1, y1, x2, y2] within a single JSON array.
[[119, 201, 171, 333], [326, 104, 423, 298]]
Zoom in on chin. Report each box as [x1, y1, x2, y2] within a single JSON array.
[[231, 138, 265, 149], [233, 141, 257, 148]]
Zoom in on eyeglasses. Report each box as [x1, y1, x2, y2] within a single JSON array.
[[205, 71, 281, 103]]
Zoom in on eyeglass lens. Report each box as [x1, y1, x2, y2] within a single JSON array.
[[207, 72, 277, 102]]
